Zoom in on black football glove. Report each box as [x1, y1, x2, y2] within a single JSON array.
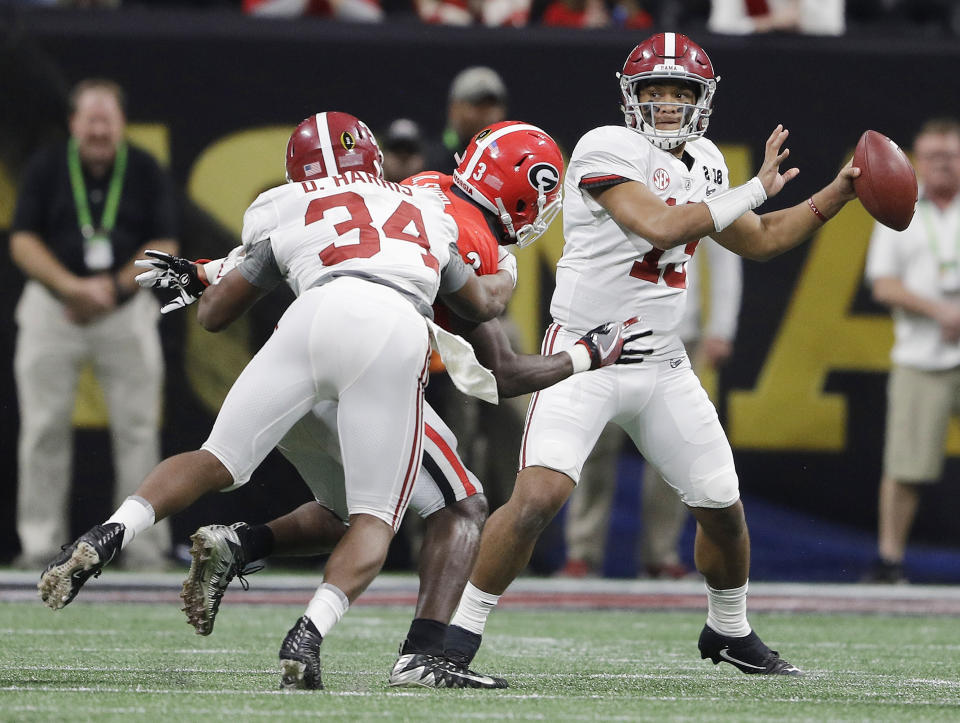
[[135, 249, 208, 314], [575, 317, 653, 369]]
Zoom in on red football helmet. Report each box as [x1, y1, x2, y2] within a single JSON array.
[[452, 121, 564, 248], [618, 32, 718, 151], [285, 111, 383, 182]]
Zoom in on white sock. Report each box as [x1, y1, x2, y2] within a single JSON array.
[[305, 583, 349, 638], [105, 496, 156, 549], [705, 581, 751, 637], [449, 582, 501, 636]]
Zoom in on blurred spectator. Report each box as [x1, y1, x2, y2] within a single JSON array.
[[380, 117, 425, 183], [10, 78, 178, 570], [541, 0, 609, 26], [561, 241, 742, 578], [863, 118, 960, 583], [538, 0, 652, 28], [708, 0, 844, 35], [415, 0, 530, 25], [423, 66, 508, 174], [14, 0, 123, 6], [243, 0, 383, 21]]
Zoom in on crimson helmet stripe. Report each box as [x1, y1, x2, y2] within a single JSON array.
[[458, 123, 545, 182], [664, 31, 676, 58], [314, 112, 338, 177]]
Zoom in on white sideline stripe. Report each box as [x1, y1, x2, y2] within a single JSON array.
[[2, 687, 954, 706], [5, 664, 958, 686], [7, 570, 960, 598]]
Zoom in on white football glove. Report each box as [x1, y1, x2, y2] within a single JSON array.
[[497, 245, 518, 289]]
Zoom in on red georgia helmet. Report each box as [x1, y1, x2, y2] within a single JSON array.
[[618, 32, 718, 151], [285, 111, 383, 182], [452, 121, 564, 248]]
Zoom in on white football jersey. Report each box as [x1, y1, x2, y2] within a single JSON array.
[[553, 125, 730, 359], [241, 171, 459, 309]]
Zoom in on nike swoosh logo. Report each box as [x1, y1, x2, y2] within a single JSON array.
[[705, 187, 717, 196], [719, 648, 767, 670], [452, 669, 495, 684]]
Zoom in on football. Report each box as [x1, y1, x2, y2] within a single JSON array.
[[852, 130, 918, 231]]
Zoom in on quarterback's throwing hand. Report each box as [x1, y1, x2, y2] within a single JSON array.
[[135, 250, 209, 314], [574, 317, 652, 371]]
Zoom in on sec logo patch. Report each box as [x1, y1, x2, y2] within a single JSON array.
[[653, 168, 670, 191]]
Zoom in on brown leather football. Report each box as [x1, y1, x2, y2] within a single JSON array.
[[852, 130, 918, 231]]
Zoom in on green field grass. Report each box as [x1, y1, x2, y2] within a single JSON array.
[[1, 601, 958, 721]]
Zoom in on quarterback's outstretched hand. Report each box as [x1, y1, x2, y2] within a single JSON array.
[[757, 124, 800, 199], [135, 250, 209, 314], [572, 317, 652, 371]]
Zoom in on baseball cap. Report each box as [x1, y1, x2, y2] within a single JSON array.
[[382, 118, 422, 153], [448, 66, 508, 105]]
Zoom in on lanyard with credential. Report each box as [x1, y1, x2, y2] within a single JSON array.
[[68, 139, 127, 270]]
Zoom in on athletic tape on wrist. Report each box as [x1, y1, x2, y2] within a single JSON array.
[[567, 343, 593, 374], [703, 177, 767, 232]]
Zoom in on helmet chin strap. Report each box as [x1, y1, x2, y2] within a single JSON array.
[[495, 197, 518, 240]]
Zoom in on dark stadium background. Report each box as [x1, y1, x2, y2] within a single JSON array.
[[1, 6, 959, 580]]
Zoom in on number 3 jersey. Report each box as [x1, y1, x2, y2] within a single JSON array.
[[554, 125, 730, 360], [240, 170, 465, 312], [404, 172, 501, 328]]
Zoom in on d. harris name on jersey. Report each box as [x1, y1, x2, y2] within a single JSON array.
[[298, 170, 414, 196]]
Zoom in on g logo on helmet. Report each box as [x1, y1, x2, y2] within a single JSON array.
[[528, 163, 560, 193], [340, 132, 356, 151]]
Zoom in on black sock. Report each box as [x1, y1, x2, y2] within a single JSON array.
[[401, 618, 447, 656], [240, 523, 274, 562], [444, 624, 482, 667]]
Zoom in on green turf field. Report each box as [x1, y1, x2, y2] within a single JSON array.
[[1, 601, 958, 721]]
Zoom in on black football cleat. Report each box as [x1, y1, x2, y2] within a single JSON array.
[[388, 652, 508, 689], [180, 522, 261, 636], [436, 658, 509, 689], [279, 616, 324, 690], [38, 523, 124, 610], [698, 625, 802, 676]]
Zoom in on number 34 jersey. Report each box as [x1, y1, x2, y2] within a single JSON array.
[[553, 125, 730, 360], [241, 170, 461, 310]]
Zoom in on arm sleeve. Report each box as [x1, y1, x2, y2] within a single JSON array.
[[439, 242, 473, 294], [236, 238, 284, 291]]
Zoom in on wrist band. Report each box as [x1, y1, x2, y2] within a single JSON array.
[[703, 177, 767, 233], [807, 197, 827, 224], [566, 344, 593, 374]]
